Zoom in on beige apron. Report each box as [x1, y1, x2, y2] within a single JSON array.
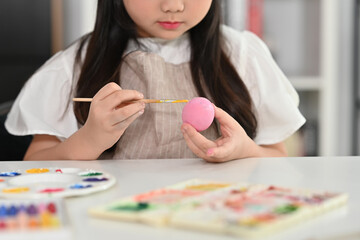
[[112, 51, 220, 159]]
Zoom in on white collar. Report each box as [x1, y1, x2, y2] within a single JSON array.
[[125, 33, 191, 65]]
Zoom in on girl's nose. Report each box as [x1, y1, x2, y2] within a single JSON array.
[[161, 0, 185, 13]]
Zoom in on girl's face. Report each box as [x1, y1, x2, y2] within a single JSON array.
[[123, 0, 213, 40]]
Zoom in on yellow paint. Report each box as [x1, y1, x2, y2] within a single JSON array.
[[41, 212, 52, 227], [171, 100, 189, 103], [26, 168, 50, 174], [50, 216, 60, 227], [159, 99, 189, 103], [3, 187, 30, 194], [238, 217, 259, 227]]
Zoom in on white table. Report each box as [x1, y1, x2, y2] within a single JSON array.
[[1, 157, 359, 240]]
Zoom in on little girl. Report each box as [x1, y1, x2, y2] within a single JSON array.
[[5, 0, 305, 162]]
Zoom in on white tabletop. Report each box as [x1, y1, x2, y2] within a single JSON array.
[[1, 157, 359, 240]]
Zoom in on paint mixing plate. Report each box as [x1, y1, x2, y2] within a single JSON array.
[[0, 168, 116, 199]]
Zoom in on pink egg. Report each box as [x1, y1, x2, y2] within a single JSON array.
[[182, 97, 215, 132]]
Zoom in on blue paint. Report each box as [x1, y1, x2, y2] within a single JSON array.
[[0, 205, 7, 217], [0, 172, 21, 177], [7, 205, 18, 216], [70, 184, 93, 189]]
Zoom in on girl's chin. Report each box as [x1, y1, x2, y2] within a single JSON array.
[[138, 29, 185, 40], [156, 32, 185, 40]]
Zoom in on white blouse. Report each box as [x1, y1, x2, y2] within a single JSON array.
[[5, 25, 305, 147]]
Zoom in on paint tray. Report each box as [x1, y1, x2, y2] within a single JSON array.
[[89, 179, 348, 238]]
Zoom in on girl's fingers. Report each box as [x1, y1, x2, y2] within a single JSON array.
[[93, 82, 122, 101], [213, 104, 246, 139], [214, 137, 227, 147], [181, 123, 231, 162], [213, 105, 238, 128], [102, 89, 144, 110], [181, 123, 216, 157], [206, 142, 232, 161], [113, 108, 145, 132], [92, 83, 144, 110], [110, 102, 145, 126], [182, 130, 207, 159], [182, 124, 214, 149]]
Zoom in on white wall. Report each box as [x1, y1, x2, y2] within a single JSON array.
[[225, 0, 247, 31], [63, 0, 97, 47], [337, 0, 355, 155]]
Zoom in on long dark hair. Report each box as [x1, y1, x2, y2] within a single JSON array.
[[74, 0, 257, 139]]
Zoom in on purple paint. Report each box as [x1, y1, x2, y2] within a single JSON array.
[[27, 204, 37, 216], [83, 177, 108, 182]]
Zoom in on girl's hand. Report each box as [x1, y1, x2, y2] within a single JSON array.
[[80, 82, 146, 155], [181, 105, 287, 162]]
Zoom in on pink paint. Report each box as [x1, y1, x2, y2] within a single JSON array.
[[134, 189, 202, 203], [182, 97, 215, 132]]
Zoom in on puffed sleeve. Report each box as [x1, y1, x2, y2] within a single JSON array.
[[223, 27, 306, 145], [5, 43, 81, 140]]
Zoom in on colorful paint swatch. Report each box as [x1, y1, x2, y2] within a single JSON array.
[[89, 179, 348, 238], [0, 198, 71, 240], [0, 167, 116, 199]]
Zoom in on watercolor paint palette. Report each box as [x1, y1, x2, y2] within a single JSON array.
[[0, 167, 116, 199], [89, 179, 348, 238], [0, 198, 71, 240], [89, 179, 232, 226]]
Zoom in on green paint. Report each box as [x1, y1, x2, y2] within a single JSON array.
[[273, 204, 298, 214], [80, 172, 103, 177], [110, 202, 151, 212]]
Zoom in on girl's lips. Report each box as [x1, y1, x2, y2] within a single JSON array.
[[158, 21, 182, 30]]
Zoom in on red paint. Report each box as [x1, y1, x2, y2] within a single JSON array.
[[47, 203, 57, 214], [55, 169, 63, 173], [0, 221, 6, 229], [39, 188, 64, 193]]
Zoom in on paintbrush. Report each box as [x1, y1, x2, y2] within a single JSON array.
[[72, 98, 189, 103]]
